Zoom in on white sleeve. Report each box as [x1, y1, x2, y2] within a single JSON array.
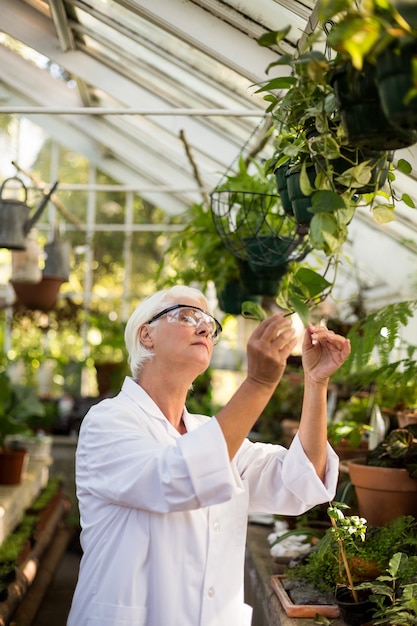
[[235, 433, 339, 515], [78, 408, 240, 513]]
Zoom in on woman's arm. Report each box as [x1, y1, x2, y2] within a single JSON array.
[[298, 323, 351, 480], [216, 313, 297, 460]]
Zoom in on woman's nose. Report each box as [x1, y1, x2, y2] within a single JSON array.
[[195, 320, 211, 336]]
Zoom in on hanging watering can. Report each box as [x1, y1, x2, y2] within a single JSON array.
[[0, 177, 59, 250], [43, 232, 71, 280]]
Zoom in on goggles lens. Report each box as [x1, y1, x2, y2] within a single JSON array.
[[147, 304, 222, 344]]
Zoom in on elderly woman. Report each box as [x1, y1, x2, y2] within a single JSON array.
[[67, 284, 350, 626]]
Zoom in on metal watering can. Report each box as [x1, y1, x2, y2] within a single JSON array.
[[0, 177, 59, 250], [44, 232, 71, 280]]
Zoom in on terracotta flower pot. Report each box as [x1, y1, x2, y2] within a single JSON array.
[[11, 275, 64, 312], [347, 458, 417, 526], [397, 410, 417, 428], [0, 449, 29, 485]]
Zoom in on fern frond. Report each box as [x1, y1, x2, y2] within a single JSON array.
[[341, 300, 417, 374]]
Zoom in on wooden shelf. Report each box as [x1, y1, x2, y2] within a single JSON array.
[[0, 495, 72, 626], [0, 460, 72, 626], [0, 460, 51, 543]]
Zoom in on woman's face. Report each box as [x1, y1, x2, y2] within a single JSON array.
[[144, 297, 218, 373]]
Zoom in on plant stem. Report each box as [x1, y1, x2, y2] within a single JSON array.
[[330, 516, 359, 602]]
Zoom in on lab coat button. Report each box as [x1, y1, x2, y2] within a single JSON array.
[[213, 521, 220, 532], [208, 587, 215, 597]]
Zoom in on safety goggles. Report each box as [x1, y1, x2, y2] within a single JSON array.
[[147, 304, 222, 344]]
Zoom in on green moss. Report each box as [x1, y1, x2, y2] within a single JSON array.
[[30, 478, 61, 512]]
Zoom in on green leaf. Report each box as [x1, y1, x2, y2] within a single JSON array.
[[288, 295, 310, 326], [311, 190, 347, 213], [372, 204, 396, 223], [299, 161, 315, 196], [257, 26, 291, 48], [254, 76, 297, 93], [241, 301, 266, 321], [294, 267, 332, 298], [402, 193, 416, 208], [309, 211, 348, 255], [397, 158, 413, 175]]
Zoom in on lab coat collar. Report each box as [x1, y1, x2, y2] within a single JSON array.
[[120, 376, 194, 434]]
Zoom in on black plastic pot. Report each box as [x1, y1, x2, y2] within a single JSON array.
[[335, 586, 375, 626], [376, 42, 417, 133], [332, 62, 417, 150], [237, 259, 286, 298], [285, 164, 316, 225], [274, 163, 293, 216], [216, 279, 260, 315]]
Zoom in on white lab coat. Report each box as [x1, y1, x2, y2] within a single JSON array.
[[67, 377, 339, 626]]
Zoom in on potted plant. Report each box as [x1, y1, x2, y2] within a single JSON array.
[[286, 511, 417, 591], [319, 0, 417, 138], [280, 503, 377, 623], [0, 370, 46, 484], [283, 506, 417, 624], [327, 393, 373, 460], [347, 424, 417, 526], [211, 156, 340, 318], [356, 552, 417, 625], [326, 503, 376, 625], [211, 156, 309, 284], [86, 310, 130, 396], [156, 200, 263, 313], [257, 19, 416, 261]]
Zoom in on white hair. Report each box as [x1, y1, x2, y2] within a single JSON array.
[[124, 285, 209, 379]]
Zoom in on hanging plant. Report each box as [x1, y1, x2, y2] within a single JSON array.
[[256, 19, 415, 261]]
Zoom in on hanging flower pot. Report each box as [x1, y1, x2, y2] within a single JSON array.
[[237, 259, 286, 298], [210, 189, 310, 265], [313, 147, 393, 195], [216, 279, 260, 315], [285, 164, 316, 225], [274, 163, 293, 216], [242, 234, 301, 267], [11, 275, 65, 312], [11, 233, 42, 284], [332, 62, 417, 150], [375, 41, 417, 133], [43, 234, 71, 280]]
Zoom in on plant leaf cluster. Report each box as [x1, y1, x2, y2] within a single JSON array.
[[356, 552, 417, 624], [256, 5, 416, 266], [319, 0, 416, 70], [338, 300, 417, 408], [0, 370, 45, 449], [367, 424, 417, 477], [288, 512, 417, 594]]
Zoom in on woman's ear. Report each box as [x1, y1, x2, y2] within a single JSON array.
[[138, 324, 154, 348]]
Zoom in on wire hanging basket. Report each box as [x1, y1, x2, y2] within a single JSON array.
[[210, 189, 310, 269]]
